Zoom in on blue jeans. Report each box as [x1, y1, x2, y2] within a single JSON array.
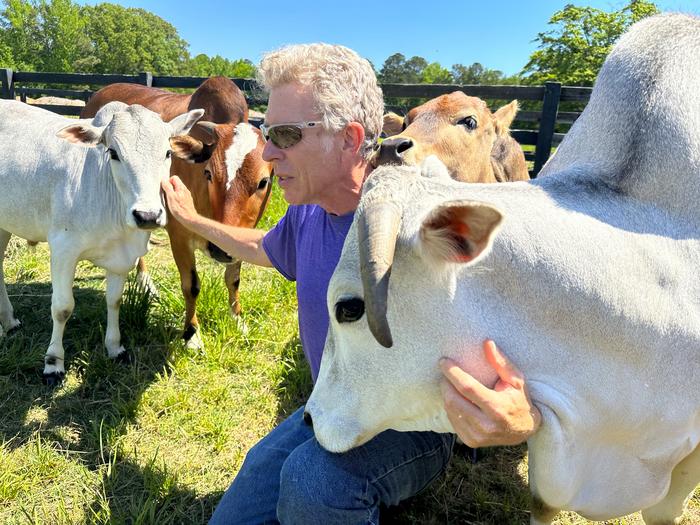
[[209, 406, 455, 525]]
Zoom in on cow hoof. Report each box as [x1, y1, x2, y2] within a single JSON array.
[[235, 316, 249, 335], [185, 333, 204, 351], [43, 371, 65, 387], [114, 349, 133, 365], [7, 319, 21, 334]]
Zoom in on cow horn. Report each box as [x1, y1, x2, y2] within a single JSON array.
[[358, 201, 401, 348]]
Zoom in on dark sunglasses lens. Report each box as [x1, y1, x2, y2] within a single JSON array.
[[269, 125, 303, 149]]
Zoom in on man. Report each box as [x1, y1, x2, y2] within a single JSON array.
[[161, 43, 540, 524]]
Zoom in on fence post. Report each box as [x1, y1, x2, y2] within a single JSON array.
[[532, 81, 561, 177], [0, 68, 14, 100], [139, 72, 153, 87]]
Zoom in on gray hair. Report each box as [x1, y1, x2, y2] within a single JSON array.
[[258, 43, 384, 160]]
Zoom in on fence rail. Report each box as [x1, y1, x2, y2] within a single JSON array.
[[0, 69, 593, 177]]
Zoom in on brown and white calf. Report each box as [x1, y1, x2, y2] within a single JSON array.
[[376, 91, 529, 183], [82, 77, 273, 349]]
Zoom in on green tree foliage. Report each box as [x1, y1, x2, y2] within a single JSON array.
[[521, 0, 659, 86], [421, 62, 452, 84], [187, 53, 256, 78], [0, 0, 255, 76], [378, 53, 429, 84], [0, 0, 40, 70], [82, 3, 188, 75], [38, 0, 95, 72]]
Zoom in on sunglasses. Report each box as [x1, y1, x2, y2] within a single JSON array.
[[260, 120, 323, 149]]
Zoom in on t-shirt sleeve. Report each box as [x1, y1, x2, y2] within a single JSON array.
[[262, 206, 301, 281]]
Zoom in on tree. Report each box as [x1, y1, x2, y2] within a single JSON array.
[[185, 53, 256, 78], [82, 3, 189, 75], [378, 53, 429, 84], [521, 0, 659, 86], [421, 62, 453, 84], [37, 0, 95, 72], [451, 62, 509, 85], [0, 0, 41, 70]]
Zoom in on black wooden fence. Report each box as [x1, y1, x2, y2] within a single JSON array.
[[0, 69, 593, 177]]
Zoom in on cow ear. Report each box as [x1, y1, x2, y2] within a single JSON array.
[[420, 155, 451, 180], [419, 200, 502, 264], [189, 121, 220, 146], [382, 112, 405, 137], [168, 108, 205, 137], [56, 124, 105, 147], [169, 135, 215, 164], [493, 100, 518, 136]]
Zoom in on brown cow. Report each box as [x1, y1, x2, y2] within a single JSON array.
[[375, 91, 529, 182], [82, 77, 273, 349]]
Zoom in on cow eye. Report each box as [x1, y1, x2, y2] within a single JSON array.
[[166, 150, 172, 159], [108, 148, 120, 161], [257, 177, 270, 191], [457, 116, 478, 130], [204, 169, 212, 182], [335, 298, 365, 323]]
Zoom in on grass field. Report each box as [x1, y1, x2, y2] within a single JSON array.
[[0, 184, 697, 524]]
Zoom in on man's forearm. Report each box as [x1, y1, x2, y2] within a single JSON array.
[[184, 214, 272, 267]]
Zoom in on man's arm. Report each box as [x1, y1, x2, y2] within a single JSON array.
[[161, 176, 273, 268], [440, 340, 542, 447]]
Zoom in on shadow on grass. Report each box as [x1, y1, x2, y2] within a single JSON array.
[[84, 457, 223, 524], [0, 279, 223, 523]]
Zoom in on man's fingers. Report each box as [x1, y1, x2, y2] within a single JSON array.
[[440, 358, 494, 406], [483, 340, 524, 389]]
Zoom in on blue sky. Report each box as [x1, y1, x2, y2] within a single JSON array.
[[77, 0, 700, 76]]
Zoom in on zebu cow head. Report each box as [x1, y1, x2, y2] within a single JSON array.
[[306, 157, 503, 453], [375, 92, 529, 183], [58, 103, 204, 229], [177, 120, 273, 263]]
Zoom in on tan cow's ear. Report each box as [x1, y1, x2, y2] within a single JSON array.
[[169, 135, 215, 164], [189, 121, 220, 146], [382, 112, 405, 137], [493, 100, 519, 136], [419, 199, 502, 265]]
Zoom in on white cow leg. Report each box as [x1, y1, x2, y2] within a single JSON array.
[[641, 443, 700, 525], [0, 230, 20, 336], [530, 494, 558, 525], [105, 271, 128, 360], [44, 250, 77, 385]]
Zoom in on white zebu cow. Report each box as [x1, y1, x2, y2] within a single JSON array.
[[0, 100, 205, 384], [306, 13, 700, 525]]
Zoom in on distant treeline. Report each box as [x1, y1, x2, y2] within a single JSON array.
[[0, 0, 658, 87]]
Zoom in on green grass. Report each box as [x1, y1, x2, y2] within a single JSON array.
[[0, 184, 697, 524]]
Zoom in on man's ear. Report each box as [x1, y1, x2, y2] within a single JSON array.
[[343, 121, 366, 154], [419, 199, 503, 264]]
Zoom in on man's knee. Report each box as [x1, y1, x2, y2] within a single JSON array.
[[277, 442, 375, 523]]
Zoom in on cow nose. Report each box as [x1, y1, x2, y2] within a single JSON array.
[[303, 411, 313, 428], [132, 209, 163, 230], [207, 242, 234, 263], [376, 137, 414, 166]]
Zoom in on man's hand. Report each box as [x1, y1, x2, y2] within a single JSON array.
[[440, 340, 541, 447], [161, 176, 199, 224]]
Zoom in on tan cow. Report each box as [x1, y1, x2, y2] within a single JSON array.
[[82, 77, 273, 349], [376, 91, 529, 182]]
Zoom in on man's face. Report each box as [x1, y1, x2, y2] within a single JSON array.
[[263, 83, 343, 207]]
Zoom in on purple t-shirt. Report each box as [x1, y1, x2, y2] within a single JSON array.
[[262, 204, 354, 382]]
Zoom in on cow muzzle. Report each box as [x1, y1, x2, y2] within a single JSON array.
[[132, 208, 165, 230], [374, 137, 414, 167]]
